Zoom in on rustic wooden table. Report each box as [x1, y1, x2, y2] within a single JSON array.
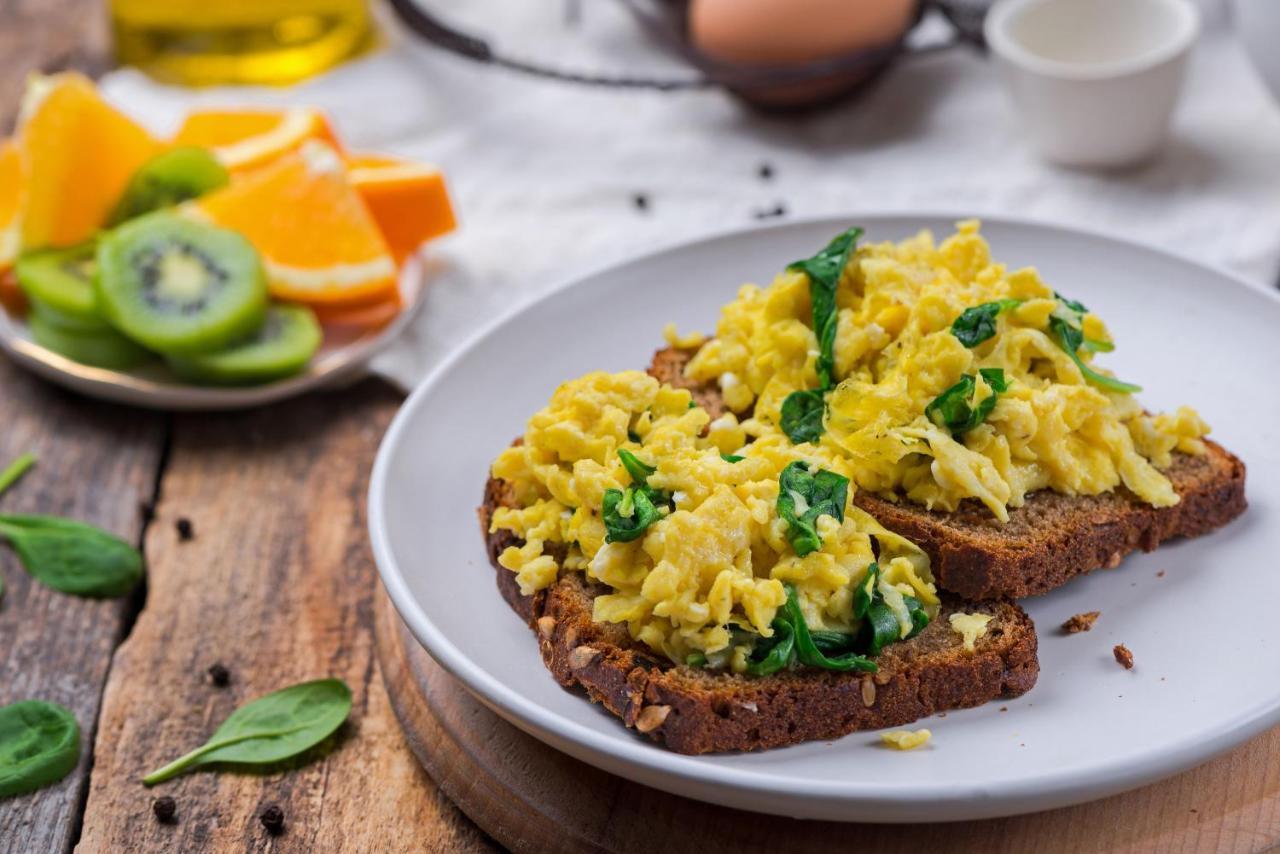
[[4, 6, 1280, 854]]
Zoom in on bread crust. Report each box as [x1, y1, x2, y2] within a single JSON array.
[[648, 345, 1248, 601], [478, 474, 1038, 755]]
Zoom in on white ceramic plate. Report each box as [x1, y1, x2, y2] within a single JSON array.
[[371, 214, 1278, 823], [0, 255, 438, 410]]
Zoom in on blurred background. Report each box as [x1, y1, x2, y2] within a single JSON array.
[[5, 0, 1278, 383]]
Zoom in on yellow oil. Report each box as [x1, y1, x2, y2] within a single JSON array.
[[110, 0, 373, 86]]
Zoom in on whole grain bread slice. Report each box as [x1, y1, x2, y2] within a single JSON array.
[[480, 475, 1038, 755], [649, 345, 1248, 601]]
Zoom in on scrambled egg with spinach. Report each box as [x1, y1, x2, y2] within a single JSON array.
[[683, 221, 1209, 522], [490, 371, 939, 671]]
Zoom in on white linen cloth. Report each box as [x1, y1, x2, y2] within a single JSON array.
[[100, 5, 1280, 390]]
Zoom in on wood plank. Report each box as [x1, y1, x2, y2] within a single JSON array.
[[0, 359, 166, 852], [78, 380, 497, 852], [377, 588, 1280, 854]]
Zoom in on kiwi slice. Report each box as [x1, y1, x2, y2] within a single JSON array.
[[108, 146, 230, 225], [15, 241, 101, 324], [166, 304, 322, 385], [96, 213, 268, 355], [29, 310, 152, 370]]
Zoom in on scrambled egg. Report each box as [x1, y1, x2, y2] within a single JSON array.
[[489, 370, 940, 669], [684, 220, 1209, 521], [948, 612, 992, 653], [881, 729, 931, 750]]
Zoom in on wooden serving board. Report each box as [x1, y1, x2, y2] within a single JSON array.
[[375, 587, 1280, 854]]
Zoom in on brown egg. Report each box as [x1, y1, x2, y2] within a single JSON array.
[[689, 0, 918, 107]]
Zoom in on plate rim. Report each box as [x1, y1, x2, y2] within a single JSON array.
[[370, 210, 1278, 821]]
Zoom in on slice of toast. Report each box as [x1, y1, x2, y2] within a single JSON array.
[[650, 345, 1248, 600], [480, 475, 1038, 755]]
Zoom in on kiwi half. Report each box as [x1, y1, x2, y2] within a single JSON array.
[[108, 146, 229, 225], [166, 304, 322, 385], [29, 310, 152, 370], [96, 213, 268, 355], [15, 241, 101, 324]]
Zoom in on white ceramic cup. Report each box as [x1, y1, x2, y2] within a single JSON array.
[[985, 0, 1200, 168]]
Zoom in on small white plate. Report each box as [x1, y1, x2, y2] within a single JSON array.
[[370, 214, 1278, 823], [0, 255, 437, 410]]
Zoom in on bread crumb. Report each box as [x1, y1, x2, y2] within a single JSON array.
[[1113, 644, 1135, 670], [1061, 611, 1101, 634], [881, 729, 931, 751], [1156, 570, 1166, 578], [999, 706, 1008, 712]]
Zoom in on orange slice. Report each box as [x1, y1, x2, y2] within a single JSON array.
[[195, 140, 398, 305], [308, 285, 404, 329], [173, 107, 339, 172], [347, 154, 456, 264], [0, 139, 23, 270], [17, 73, 159, 249]]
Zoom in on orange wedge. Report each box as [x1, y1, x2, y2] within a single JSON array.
[[173, 107, 339, 172], [195, 140, 398, 305], [0, 140, 23, 270], [17, 73, 159, 249], [347, 154, 456, 264]]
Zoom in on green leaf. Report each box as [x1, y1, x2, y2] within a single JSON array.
[[865, 601, 901, 655], [685, 652, 707, 668], [745, 619, 796, 676], [0, 700, 80, 799], [720, 453, 744, 463], [852, 562, 880, 619], [1048, 315, 1141, 393], [904, 595, 930, 639], [603, 487, 664, 543], [0, 454, 36, 498], [951, 299, 1022, 348], [617, 449, 656, 485], [0, 514, 143, 598], [143, 679, 351, 786], [924, 368, 1009, 436], [783, 584, 876, 672], [776, 462, 849, 557], [777, 227, 863, 444], [780, 389, 826, 445]]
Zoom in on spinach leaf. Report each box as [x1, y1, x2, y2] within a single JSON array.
[[782, 585, 876, 672], [951, 299, 1023, 348], [904, 595, 930, 639], [0, 700, 80, 798], [865, 601, 902, 656], [925, 368, 1010, 436], [0, 454, 35, 498], [775, 462, 849, 557], [778, 227, 864, 443], [143, 679, 351, 785], [745, 619, 796, 676], [685, 652, 708, 668], [853, 561, 880, 619], [788, 226, 863, 388], [779, 389, 826, 445], [0, 514, 143, 598], [1049, 314, 1141, 393], [720, 453, 745, 463], [602, 487, 665, 543], [602, 449, 671, 543], [617, 449, 656, 485]]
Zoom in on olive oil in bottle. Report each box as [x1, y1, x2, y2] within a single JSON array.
[[110, 0, 372, 86]]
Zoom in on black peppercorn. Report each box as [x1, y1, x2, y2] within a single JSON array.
[[152, 795, 177, 824], [207, 663, 230, 687], [260, 804, 285, 835], [757, 162, 774, 180], [632, 193, 649, 212], [752, 203, 787, 220], [176, 518, 194, 541]]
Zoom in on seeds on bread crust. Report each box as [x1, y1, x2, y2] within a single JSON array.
[[635, 705, 672, 733], [569, 645, 601, 671]]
